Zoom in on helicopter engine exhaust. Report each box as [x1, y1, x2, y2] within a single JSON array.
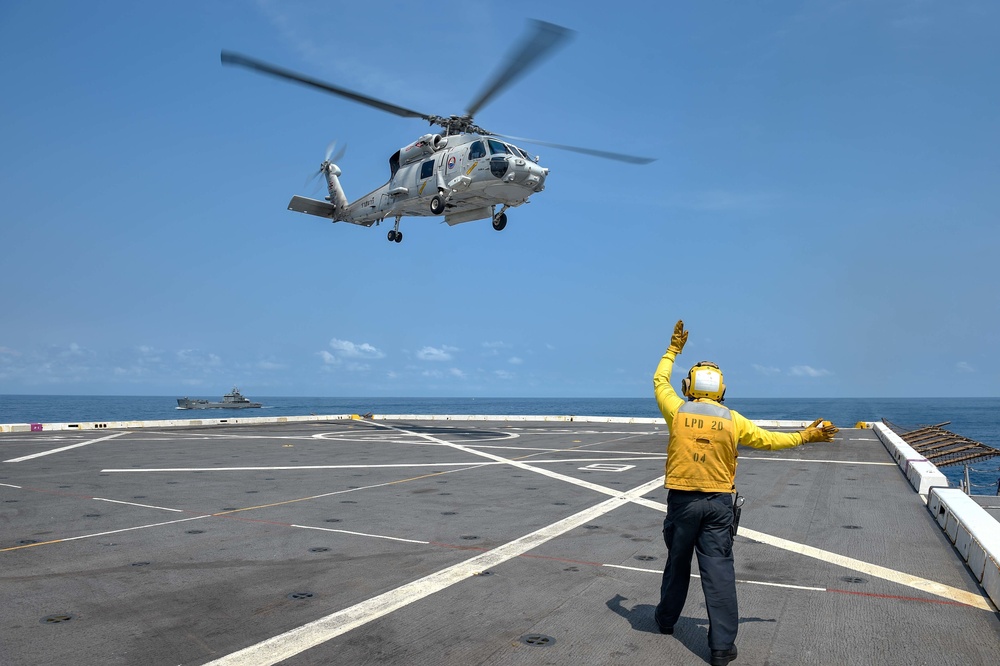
[[398, 133, 449, 165]]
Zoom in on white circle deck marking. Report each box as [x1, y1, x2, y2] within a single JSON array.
[[311, 430, 519, 444]]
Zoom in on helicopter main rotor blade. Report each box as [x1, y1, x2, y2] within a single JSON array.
[[465, 20, 574, 119], [494, 133, 655, 165], [221, 51, 433, 122]]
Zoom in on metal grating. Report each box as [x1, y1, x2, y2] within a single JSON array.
[[883, 420, 1000, 468]]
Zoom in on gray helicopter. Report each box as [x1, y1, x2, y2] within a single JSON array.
[[222, 20, 652, 244]]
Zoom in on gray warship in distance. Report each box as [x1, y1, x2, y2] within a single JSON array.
[[176, 387, 262, 409]]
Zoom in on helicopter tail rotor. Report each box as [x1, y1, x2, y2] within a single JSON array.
[[299, 141, 349, 209], [325, 140, 347, 165], [306, 140, 348, 193]]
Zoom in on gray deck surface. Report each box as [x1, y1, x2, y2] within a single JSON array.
[[972, 496, 1000, 525], [2, 418, 998, 665]]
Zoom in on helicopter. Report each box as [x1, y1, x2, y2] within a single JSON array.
[[221, 20, 653, 244]]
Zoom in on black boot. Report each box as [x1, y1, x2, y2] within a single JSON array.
[[710, 646, 737, 666]]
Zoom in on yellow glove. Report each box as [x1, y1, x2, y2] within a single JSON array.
[[800, 418, 839, 443], [668, 320, 688, 355]]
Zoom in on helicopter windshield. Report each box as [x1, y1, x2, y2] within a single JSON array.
[[487, 139, 508, 155], [510, 145, 531, 159]]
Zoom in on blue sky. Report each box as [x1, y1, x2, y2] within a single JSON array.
[[1, 0, 997, 398]]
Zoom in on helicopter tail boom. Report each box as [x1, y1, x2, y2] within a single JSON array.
[[288, 159, 357, 223], [320, 162, 349, 211]]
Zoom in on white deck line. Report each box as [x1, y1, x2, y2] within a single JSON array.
[[6, 414, 991, 614], [3, 431, 125, 462], [204, 477, 666, 666], [0, 413, 815, 434]]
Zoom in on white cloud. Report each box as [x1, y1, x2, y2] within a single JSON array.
[[59, 342, 93, 359], [176, 349, 222, 366], [135, 345, 163, 364], [956, 361, 975, 373], [482, 341, 509, 356], [417, 345, 458, 362], [753, 363, 832, 378], [328, 338, 385, 359], [318, 351, 369, 373], [789, 365, 831, 378], [449, 368, 466, 378], [508, 356, 524, 365], [494, 370, 514, 380]]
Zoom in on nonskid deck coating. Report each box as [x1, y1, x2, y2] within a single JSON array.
[[1, 418, 997, 665]]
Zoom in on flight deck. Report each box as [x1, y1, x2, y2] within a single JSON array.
[[1, 416, 998, 665]]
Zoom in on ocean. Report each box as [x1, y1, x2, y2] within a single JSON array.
[[1, 395, 998, 495]]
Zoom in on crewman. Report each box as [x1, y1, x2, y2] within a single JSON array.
[[653, 320, 838, 666]]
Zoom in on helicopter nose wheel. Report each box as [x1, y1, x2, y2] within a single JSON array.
[[430, 195, 446, 216], [492, 206, 509, 231]]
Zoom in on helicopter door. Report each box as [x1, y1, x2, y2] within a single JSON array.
[[417, 158, 436, 198], [378, 192, 395, 218]]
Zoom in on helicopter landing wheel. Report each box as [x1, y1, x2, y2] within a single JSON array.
[[430, 195, 445, 215], [492, 212, 507, 231], [387, 230, 397, 242], [394, 231, 403, 243]]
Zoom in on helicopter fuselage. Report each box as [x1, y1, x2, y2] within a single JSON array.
[[227, 21, 649, 243], [289, 133, 548, 230]]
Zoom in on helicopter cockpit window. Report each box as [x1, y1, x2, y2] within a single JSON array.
[[420, 159, 434, 180], [469, 140, 486, 159], [389, 150, 401, 178], [487, 139, 509, 155], [511, 145, 530, 159]]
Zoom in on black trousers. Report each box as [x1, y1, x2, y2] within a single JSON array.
[[654, 489, 738, 650]]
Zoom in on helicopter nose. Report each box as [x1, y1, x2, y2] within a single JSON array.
[[525, 163, 547, 192]]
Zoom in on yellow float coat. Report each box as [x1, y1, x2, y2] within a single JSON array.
[[654, 349, 804, 492]]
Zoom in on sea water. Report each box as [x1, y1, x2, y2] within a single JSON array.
[[1, 395, 997, 494]]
